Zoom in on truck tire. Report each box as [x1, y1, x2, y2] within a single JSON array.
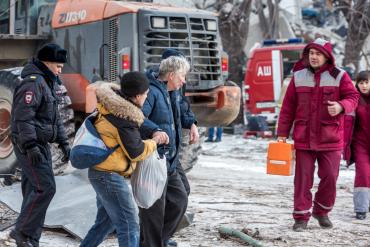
[[51, 84, 75, 175], [0, 68, 22, 177], [179, 127, 206, 173], [0, 68, 75, 181]]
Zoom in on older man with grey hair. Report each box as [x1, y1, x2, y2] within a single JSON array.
[[139, 49, 199, 247]]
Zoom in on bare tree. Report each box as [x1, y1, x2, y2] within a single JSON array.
[[208, 1, 252, 124], [336, 0, 370, 71], [255, 0, 281, 39], [214, 1, 253, 84]]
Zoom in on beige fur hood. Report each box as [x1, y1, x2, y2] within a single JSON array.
[[95, 83, 145, 126]]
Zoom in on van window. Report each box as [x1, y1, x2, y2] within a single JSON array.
[[281, 49, 302, 78]]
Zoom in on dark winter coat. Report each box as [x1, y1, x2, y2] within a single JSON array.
[[277, 39, 359, 151], [93, 83, 157, 177], [140, 68, 196, 173], [11, 59, 68, 150]]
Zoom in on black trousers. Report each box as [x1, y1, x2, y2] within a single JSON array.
[[139, 169, 188, 247], [13, 144, 56, 242], [177, 161, 190, 196]]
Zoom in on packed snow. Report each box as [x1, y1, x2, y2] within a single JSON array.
[[1, 134, 369, 247]]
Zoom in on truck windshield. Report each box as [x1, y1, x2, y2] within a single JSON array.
[[13, 0, 55, 35]]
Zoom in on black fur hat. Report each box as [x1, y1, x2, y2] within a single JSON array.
[[121, 71, 149, 97], [37, 43, 67, 63]]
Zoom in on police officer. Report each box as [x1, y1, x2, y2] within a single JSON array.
[[10, 43, 70, 247]]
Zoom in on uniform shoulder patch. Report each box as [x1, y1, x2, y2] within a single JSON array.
[[30, 75, 37, 80], [24, 91, 34, 104]]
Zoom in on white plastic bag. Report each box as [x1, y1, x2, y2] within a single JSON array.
[[131, 151, 167, 209]]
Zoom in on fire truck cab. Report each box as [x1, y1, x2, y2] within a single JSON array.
[[243, 38, 305, 135]]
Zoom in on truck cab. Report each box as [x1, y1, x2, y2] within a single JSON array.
[[0, 0, 240, 177], [243, 38, 305, 134]]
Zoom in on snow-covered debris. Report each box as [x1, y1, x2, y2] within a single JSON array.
[[0, 134, 367, 247]]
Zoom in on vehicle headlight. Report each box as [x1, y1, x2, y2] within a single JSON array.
[[151, 17, 166, 29], [205, 20, 217, 31]]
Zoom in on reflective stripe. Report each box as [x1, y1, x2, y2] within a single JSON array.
[[294, 69, 315, 87], [294, 67, 344, 88], [293, 210, 310, 214], [354, 187, 370, 193], [314, 201, 333, 210], [335, 69, 345, 85], [320, 71, 339, 87], [345, 111, 355, 116]]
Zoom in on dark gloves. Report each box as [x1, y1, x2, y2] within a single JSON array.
[[60, 144, 71, 163], [26, 146, 43, 165]]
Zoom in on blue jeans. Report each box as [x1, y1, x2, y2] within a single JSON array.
[[208, 127, 223, 141], [80, 169, 139, 247]]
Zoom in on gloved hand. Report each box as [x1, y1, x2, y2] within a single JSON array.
[[60, 144, 71, 163], [26, 146, 43, 165]]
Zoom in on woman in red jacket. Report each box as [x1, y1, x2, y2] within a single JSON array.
[[351, 71, 370, 220]]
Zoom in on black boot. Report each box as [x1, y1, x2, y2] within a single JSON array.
[[9, 229, 34, 247], [164, 239, 178, 247], [356, 212, 366, 220], [312, 214, 333, 229], [292, 220, 308, 232]]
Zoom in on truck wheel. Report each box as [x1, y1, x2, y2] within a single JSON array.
[[179, 127, 206, 173], [50, 84, 75, 175], [0, 69, 75, 182], [0, 68, 22, 178]]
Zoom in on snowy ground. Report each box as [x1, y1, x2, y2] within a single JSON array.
[[1, 134, 369, 247]]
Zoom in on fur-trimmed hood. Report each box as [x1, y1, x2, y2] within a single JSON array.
[[96, 83, 145, 126]]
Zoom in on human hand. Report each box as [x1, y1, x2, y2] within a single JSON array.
[[61, 144, 71, 163], [189, 124, 199, 144], [26, 146, 43, 165], [327, 101, 343, 116], [277, 136, 287, 143], [152, 131, 169, 145]]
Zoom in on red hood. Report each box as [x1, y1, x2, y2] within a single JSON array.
[[293, 38, 335, 72]]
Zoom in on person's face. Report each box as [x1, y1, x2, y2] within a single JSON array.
[[44, 62, 64, 76], [133, 89, 149, 108], [308, 48, 327, 70], [358, 79, 370, 95], [167, 70, 187, 91]]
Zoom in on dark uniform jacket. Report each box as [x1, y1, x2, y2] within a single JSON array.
[[11, 59, 68, 151], [141, 68, 196, 173]]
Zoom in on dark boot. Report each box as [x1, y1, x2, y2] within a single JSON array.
[[30, 238, 39, 247], [164, 239, 178, 247], [356, 212, 366, 220], [9, 229, 34, 247], [312, 214, 333, 229], [292, 220, 308, 232]]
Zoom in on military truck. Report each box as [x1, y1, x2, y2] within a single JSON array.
[[0, 0, 240, 178]]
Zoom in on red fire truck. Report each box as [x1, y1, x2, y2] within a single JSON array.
[[243, 38, 305, 136]]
